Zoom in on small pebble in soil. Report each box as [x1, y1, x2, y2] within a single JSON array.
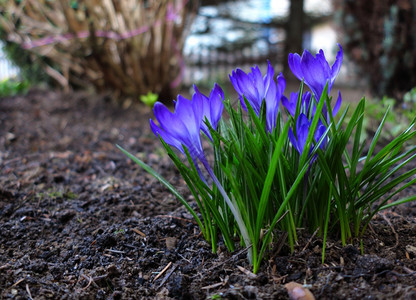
[[405, 244, 416, 258], [243, 285, 258, 299]]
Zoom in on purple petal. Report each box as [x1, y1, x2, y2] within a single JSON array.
[[174, 95, 198, 132], [237, 71, 261, 113], [178, 96, 203, 152], [192, 85, 211, 139], [315, 50, 332, 81], [208, 83, 225, 130], [193, 84, 209, 118], [151, 95, 205, 161], [230, 69, 260, 113], [264, 61, 275, 91], [333, 91, 342, 116], [290, 46, 344, 102], [296, 114, 311, 154], [302, 92, 312, 108], [250, 65, 264, 100], [265, 80, 278, 132], [150, 119, 184, 154], [229, 70, 243, 95], [282, 94, 295, 116], [297, 112, 310, 129], [288, 53, 303, 81], [288, 128, 299, 153], [277, 72, 286, 95], [153, 102, 188, 138], [265, 72, 285, 132], [190, 92, 204, 131], [314, 121, 328, 149], [330, 44, 343, 87], [300, 50, 327, 98], [229, 71, 247, 110]]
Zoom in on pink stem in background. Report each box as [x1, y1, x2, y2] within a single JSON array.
[[170, 34, 185, 89], [21, 0, 188, 49]]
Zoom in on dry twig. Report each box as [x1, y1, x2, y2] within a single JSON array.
[[25, 284, 33, 300], [380, 212, 399, 249], [153, 261, 172, 282]]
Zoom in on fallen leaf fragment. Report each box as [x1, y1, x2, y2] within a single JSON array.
[[165, 237, 177, 250], [285, 282, 315, 300], [201, 282, 223, 290], [236, 265, 257, 279], [12, 278, 25, 287]]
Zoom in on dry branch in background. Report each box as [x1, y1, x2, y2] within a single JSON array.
[[0, 0, 197, 100]]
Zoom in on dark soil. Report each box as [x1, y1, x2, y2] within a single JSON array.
[[1, 89, 416, 299]]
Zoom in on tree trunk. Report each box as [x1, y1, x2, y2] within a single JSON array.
[[284, 0, 304, 79]]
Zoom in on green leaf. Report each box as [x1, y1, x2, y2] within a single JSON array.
[[255, 122, 289, 242]]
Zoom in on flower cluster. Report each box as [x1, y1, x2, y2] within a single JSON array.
[[229, 61, 286, 132], [151, 44, 344, 163], [150, 84, 224, 161], [120, 44, 416, 273], [146, 45, 344, 269]]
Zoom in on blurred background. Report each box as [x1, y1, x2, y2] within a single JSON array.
[[0, 0, 415, 105]]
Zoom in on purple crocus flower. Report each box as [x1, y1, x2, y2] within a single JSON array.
[[229, 61, 274, 115], [150, 87, 252, 255], [288, 44, 343, 100], [288, 113, 327, 155], [192, 83, 225, 140], [150, 94, 204, 160], [229, 61, 286, 132], [282, 91, 312, 117]]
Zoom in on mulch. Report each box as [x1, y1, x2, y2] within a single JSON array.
[[1, 88, 415, 299]]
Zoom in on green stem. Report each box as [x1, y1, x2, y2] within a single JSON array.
[[200, 155, 253, 264]]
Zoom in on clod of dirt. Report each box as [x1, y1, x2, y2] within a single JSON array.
[[56, 209, 76, 223], [106, 264, 120, 277], [96, 233, 118, 249], [167, 275, 190, 298], [353, 254, 394, 276], [27, 261, 49, 274], [0, 188, 14, 199]]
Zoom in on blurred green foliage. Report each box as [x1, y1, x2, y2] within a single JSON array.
[[140, 92, 159, 107], [403, 87, 416, 120], [0, 78, 30, 97], [0, 27, 53, 86], [343, 87, 416, 143]]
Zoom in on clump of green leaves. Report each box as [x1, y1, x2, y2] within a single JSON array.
[[0, 78, 30, 97], [119, 90, 416, 272], [403, 87, 416, 121], [119, 46, 416, 273], [362, 88, 416, 141], [140, 92, 158, 107]]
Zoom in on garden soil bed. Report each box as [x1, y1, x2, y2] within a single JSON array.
[[1, 88, 416, 299]]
